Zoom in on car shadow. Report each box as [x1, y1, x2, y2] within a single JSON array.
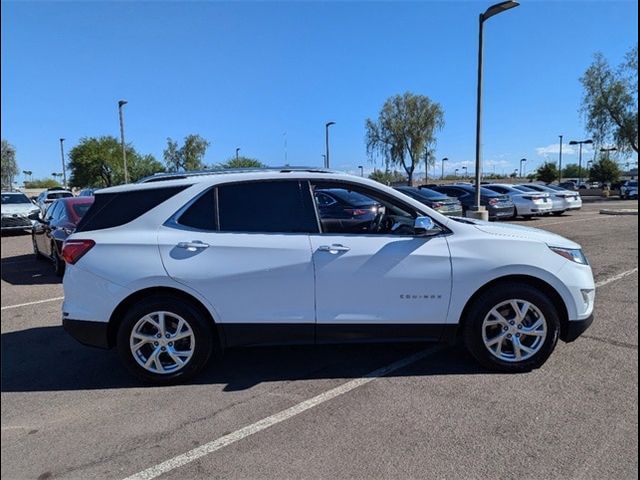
[[0, 254, 60, 285], [1, 326, 493, 393]]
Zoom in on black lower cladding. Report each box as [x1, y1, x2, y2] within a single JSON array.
[[63, 319, 110, 349], [561, 314, 595, 343], [222, 323, 455, 348]]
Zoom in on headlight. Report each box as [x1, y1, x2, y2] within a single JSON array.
[[549, 246, 589, 265]]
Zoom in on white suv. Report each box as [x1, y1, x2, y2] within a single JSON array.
[[62, 169, 595, 384]]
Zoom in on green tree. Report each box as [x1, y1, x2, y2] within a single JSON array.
[[580, 44, 638, 153], [1, 139, 18, 188], [562, 163, 582, 179], [216, 157, 266, 169], [368, 169, 408, 185], [589, 158, 621, 184], [164, 134, 210, 171], [24, 178, 62, 189], [68, 136, 164, 187], [365, 92, 444, 185], [536, 163, 559, 184]]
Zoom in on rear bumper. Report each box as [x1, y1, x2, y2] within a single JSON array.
[[63, 318, 110, 349], [561, 314, 594, 343]]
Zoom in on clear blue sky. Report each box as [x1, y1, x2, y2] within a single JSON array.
[[1, 0, 638, 181]]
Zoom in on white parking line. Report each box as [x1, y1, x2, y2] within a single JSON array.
[[596, 268, 638, 288], [0, 296, 64, 311], [123, 345, 446, 480], [530, 215, 617, 228]]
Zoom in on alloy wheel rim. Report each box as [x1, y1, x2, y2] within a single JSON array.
[[482, 299, 547, 363], [129, 311, 195, 374]]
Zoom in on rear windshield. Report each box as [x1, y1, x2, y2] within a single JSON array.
[[398, 187, 446, 200], [72, 203, 93, 218], [75, 185, 189, 232], [1, 193, 30, 204], [513, 185, 538, 193], [46, 192, 73, 200], [322, 189, 376, 206]]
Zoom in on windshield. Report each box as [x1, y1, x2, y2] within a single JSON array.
[[1, 193, 31, 205]]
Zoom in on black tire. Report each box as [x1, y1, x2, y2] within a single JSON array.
[[522, 215, 533, 220], [552, 211, 565, 216], [462, 282, 560, 372], [52, 242, 65, 276], [116, 295, 214, 385], [32, 234, 45, 260]]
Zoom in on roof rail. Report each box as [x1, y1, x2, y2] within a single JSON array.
[[136, 166, 338, 183]]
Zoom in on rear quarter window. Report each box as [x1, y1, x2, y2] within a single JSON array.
[[76, 185, 189, 232]]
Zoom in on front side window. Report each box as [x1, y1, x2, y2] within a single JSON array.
[[311, 182, 424, 236], [217, 180, 318, 233]]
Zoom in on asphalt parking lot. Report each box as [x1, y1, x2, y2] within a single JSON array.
[[1, 200, 638, 480]]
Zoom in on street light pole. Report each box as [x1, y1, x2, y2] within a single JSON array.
[[519, 158, 527, 178], [455, 168, 459, 178], [59, 138, 67, 188], [325, 121, 335, 168], [472, 1, 520, 219], [118, 100, 129, 183], [569, 139, 593, 187], [441, 157, 448, 180], [558, 135, 563, 183], [600, 146, 617, 161], [358, 165, 364, 177], [235, 148, 240, 161]]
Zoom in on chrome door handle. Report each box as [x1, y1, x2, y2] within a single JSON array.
[[318, 244, 350, 253], [177, 241, 210, 251]]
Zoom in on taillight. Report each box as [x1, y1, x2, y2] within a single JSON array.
[[430, 202, 444, 209], [345, 208, 369, 216], [488, 198, 499, 206], [62, 239, 95, 264]]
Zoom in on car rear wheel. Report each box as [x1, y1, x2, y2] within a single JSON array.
[[462, 283, 560, 372], [116, 296, 214, 384], [51, 242, 65, 276]]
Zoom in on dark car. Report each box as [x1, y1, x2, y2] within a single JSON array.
[[314, 188, 380, 233], [32, 196, 94, 276], [395, 186, 463, 217], [429, 184, 515, 220]]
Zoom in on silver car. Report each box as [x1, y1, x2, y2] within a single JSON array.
[[1, 191, 41, 231], [484, 184, 553, 219]]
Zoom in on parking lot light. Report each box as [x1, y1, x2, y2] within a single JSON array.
[[520, 158, 527, 178], [569, 139, 593, 187], [441, 157, 448, 180]]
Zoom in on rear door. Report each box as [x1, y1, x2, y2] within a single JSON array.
[[158, 180, 319, 347]]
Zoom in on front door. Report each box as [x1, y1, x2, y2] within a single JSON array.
[[158, 180, 319, 347], [309, 181, 452, 343]]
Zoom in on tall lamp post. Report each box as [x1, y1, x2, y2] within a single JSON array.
[[235, 148, 240, 161], [455, 168, 460, 178], [118, 100, 129, 183], [325, 121, 335, 168], [569, 139, 593, 187], [462, 166, 468, 178], [472, 0, 520, 219], [358, 165, 364, 177], [600, 146, 617, 161], [59, 138, 67, 188], [441, 157, 448, 180], [519, 158, 527, 178], [558, 134, 564, 183]]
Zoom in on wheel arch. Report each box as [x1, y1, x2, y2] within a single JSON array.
[[458, 274, 570, 339], [107, 286, 224, 354]]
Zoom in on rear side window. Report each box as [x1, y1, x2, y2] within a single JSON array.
[[177, 188, 217, 231], [217, 180, 318, 233], [76, 185, 189, 232]]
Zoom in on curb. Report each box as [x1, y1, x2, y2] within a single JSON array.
[[599, 209, 638, 216]]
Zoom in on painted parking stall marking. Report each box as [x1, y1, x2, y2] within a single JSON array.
[[123, 345, 446, 480], [0, 296, 64, 311]]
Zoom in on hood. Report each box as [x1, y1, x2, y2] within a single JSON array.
[[1, 203, 39, 215], [462, 218, 580, 249]]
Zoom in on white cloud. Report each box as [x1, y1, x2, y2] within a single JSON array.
[[535, 143, 576, 157]]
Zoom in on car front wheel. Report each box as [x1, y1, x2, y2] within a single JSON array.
[[462, 283, 560, 372], [116, 296, 214, 384]]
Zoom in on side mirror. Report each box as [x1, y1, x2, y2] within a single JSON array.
[[414, 216, 441, 236]]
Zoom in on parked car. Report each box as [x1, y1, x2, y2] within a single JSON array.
[[514, 184, 582, 215], [32, 196, 94, 275], [483, 184, 553, 219], [313, 188, 380, 233], [394, 186, 463, 217], [36, 188, 73, 213], [79, 188, 101, 197], [621, 181, 638, 199], [61, 169, 595, 384], [559, 181, 578, 191], [1, 191, 41, 232], [429, 184, 515, 220]]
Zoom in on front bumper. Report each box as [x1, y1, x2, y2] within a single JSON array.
[[561, 314, 594, 343], [1, 216, 35, 230], [63, 318, 110, 349]]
